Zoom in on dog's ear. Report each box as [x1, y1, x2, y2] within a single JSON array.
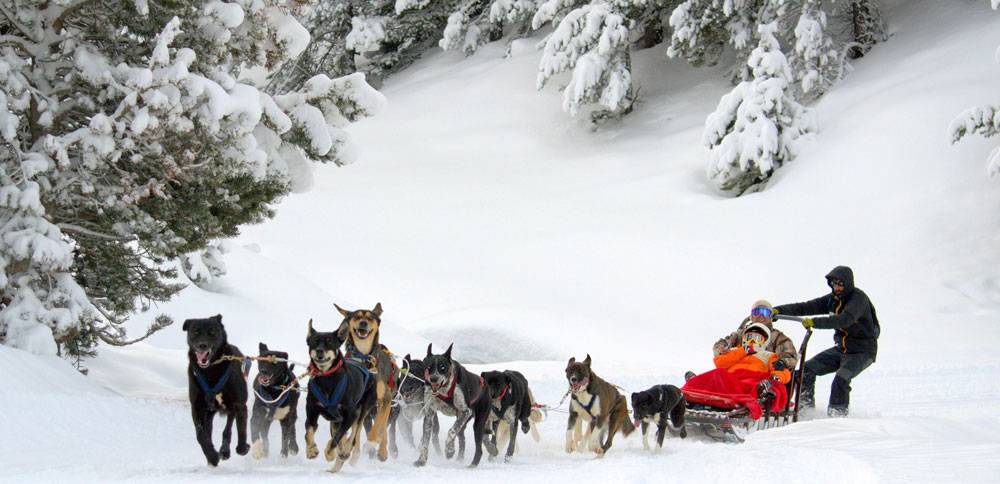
[[443, 343, 453, 360], [372, 302, 383, 318], [426, 343, 433, 358], [308, 319, 316, 338], [403, 353, 411, 363], [289, 363, 295, 373], [334, 303, 351, 318], [212, 314, 222, 324], [583, 354, 592, 367], [259, 342, 268, 354], [182, 319, 191, 331], [567, 357, 575, 369], [336, 320, 350, 341]]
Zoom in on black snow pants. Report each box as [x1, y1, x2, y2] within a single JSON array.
[[800, 346, 874, 412]]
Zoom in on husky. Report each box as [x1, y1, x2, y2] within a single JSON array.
[[481, 370, 542, 462], [387, 354, 444, 458], [183, 314, 250, 466], [415, 343, 496, 467], [250, 343, 300, 459], [335, 302, 398, 461], [564, 354, 635, 456], [631, 384, 687, 451], [304, 320, 377, 473]]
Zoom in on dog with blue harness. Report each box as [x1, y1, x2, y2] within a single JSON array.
[[304, 319, 377, 473], [183, 314, 251, 467], [250, 343, 300, 459]]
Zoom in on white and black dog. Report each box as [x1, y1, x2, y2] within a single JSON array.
[[250, 343, 299, 459], [415, 343, 496, 467], [481, 370, 542, 462], [388, 354, 444, 458], [630, 384, 687, 451]]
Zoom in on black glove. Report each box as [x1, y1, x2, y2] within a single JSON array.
[[772, 359, 787, 371]]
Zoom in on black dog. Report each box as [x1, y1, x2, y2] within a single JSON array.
[[250, 343, 300, 459], [631, 384, 687, 451], [183, 314, 250, 466], [481, 370, 541, 462], [415, 343, 495, 467], [304, 320, 377, 473], [387, 354, 444, 458]]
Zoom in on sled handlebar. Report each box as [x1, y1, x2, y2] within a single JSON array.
[[774, 314, 807, 322]]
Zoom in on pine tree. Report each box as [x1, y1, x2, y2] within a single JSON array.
[[790, 0, 848, 99], [536, 0, 635, 122], [949, 1, 1000, 178], [0, 0, 385, 358], [703, 22, 815, 195], [846, 0, 887, 59]]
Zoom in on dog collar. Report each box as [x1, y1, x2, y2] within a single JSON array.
[[309, 358, 343, 377], [433, 373, 459, 401]]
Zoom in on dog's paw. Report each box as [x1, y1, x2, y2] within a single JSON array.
[[504, 454, 513, 463], [306, 444, 319, 460], [324, 440, 336, 462], [288, 442, 299, 455], [251, 440, 266, 459], [377, 445, 389, 462], [444, 441, 455, 459], [235, 442, 250, 456], [594, 447, 606, 457], [414, 457, 427, 467], [205, 450, 220, 467], [218, 446, 231, 461]]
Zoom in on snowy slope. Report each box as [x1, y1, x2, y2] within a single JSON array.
[[4, 0, 1000, 482]]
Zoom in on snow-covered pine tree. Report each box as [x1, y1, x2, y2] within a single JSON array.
[[438, 0, 538, 55], [790, 0, 847, 99], [845, 0, 887, 59], [536, 1, 632, 122], [0, 0, 385, 359], [703, 22, 815, 195], [949, 1, 1000, 178]]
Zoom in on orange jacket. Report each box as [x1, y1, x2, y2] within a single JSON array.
[[713, 347, 792, 384]]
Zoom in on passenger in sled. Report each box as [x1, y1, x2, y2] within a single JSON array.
[[682, 301, 794, 420]]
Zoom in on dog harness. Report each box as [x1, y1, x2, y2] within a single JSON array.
[[254, 376, 293, 418], [427, 370, 486, 405], [571, 393, 598, 418], [346, 344, 399, 390], [309, 358, 343, 377], [193, 368, 231, 400], [309, 361, 371, 411]]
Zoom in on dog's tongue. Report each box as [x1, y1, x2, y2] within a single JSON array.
[[258, 375, 271, 385], [633, 418, 642, 429], [195, 351, 210, 366]]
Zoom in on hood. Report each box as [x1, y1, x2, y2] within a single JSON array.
[[826, 265, 856, 293]]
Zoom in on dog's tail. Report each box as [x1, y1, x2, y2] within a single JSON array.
[[619, 396, 636, 437], [527, 388, 542, 442]]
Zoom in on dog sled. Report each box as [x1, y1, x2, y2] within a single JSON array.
[[683, 318, 813, 443]]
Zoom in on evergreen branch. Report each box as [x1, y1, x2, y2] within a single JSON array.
[[57, 223, 130, 241]]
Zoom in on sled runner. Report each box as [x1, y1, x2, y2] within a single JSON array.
[[682, 320, 813, 443]]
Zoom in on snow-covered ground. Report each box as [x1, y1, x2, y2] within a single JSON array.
[[3, 1, 1000, 482]]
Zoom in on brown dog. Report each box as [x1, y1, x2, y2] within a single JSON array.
[[335, 302, 397, 461], [565, 354, 634, 456]]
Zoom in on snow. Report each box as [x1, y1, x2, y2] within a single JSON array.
[[5, 1, 1000, 482]]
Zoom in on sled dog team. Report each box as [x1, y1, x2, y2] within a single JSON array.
[[183, 265, 879, 470], [182, 303, 686, 470]]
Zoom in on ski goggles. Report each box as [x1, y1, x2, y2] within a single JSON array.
[[751, 306, 773, 318], [742, 333, 766, 347]]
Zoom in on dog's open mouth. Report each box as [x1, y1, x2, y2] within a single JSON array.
[[430, 377, 447, 393], [258, 374, 272, 386], [354, 327, 371, 339], [195, 350, 211, 368], [569, 377, 589, 392], [633, 418, 643, 429]]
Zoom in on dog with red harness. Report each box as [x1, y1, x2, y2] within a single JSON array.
[[414, 343, 496, 467]]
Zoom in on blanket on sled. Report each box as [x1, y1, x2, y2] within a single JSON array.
[[681, 368, 788, 420]]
